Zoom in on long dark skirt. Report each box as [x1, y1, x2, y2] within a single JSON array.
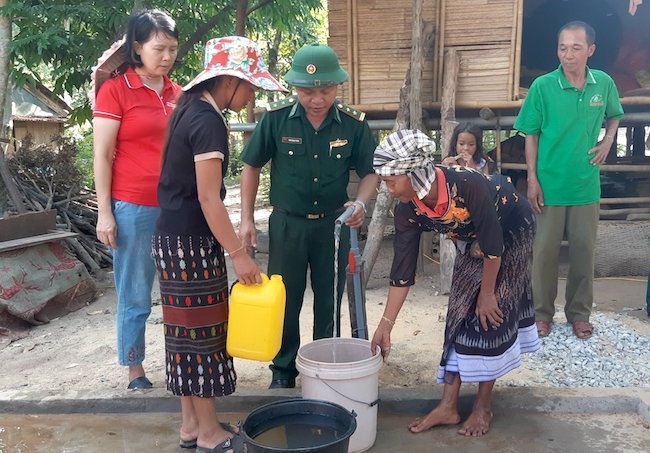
[[437, 226, 539, 383], [152, 233, 236, 397]]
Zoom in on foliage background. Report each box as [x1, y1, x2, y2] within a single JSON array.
[[1, 1, 328, 188]]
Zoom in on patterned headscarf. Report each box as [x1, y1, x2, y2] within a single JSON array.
[[373, 129, 437, 199]]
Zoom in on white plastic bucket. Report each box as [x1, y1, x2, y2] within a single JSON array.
[[296, 338, 383, 453]]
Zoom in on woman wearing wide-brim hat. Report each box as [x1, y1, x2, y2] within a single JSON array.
[[152, 36, 286, 453]]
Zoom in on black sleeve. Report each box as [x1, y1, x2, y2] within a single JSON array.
[[389, 202, 422, 287], [188, 106, 229, 160]]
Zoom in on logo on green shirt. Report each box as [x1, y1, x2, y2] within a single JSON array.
[[589, 94, 604, 107]]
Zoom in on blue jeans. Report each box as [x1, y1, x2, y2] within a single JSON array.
[[111, 200, 160, 366]]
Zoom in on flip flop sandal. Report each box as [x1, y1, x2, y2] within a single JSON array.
[[180, 422, 237, 449], [179, 438, 197, 449], [186, 422, 240, 451], [572, 321, 593, 340], [220, 421, 241, 434], [196, 433, 245, 453], [535, 320, 551, 338], [127, 376, 153, 389]]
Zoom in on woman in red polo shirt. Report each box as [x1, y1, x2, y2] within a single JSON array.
[[93, 9, 181, 390]]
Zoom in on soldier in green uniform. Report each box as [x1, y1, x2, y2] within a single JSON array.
[[239, 43, 379, 388]]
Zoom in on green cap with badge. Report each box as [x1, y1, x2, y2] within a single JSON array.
[[284, 43, 348, 88]]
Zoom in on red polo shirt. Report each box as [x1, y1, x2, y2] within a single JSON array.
[[94, 67, 181, 206]]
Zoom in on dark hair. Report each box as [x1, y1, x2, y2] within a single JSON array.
[[160, 78, 220, 164], [122, 9, 179, 68], [559, 21, 596, 46], [448, 122, 484, 164]]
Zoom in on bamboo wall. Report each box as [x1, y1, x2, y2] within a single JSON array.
[[328, 0, 523, 106], [328, 0, 438, 105], [434, 0, 523, 101]]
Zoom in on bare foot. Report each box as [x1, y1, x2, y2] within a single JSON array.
[[408, 406, 461, 433], [457, 408, 493, 437]]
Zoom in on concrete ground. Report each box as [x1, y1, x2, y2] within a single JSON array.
[[1, 240, 649, 452], [1, 386, 649, 452]]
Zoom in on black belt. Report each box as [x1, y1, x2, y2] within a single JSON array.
[[274, 207, 343, 220]]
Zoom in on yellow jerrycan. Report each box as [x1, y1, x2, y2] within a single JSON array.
[[227, 273, 286, 361]]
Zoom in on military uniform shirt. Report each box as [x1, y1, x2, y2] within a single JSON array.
[[241, 96, 377, 214]]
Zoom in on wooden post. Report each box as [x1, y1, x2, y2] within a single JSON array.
[[513, 0, 524, 100], [410, 0, 429, 274], [409, 0, 423, 131], [496, 114, 502, 172], [362, 0, 432, 286], [0, 145, 27, 213], [346, 0, 354, 102], [352, 0, 360, 104], [0, 3, 26, 214], [438, 48, 460, 294]]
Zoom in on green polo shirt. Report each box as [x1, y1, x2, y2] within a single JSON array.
[[514, 65, 624, 205], [241, 96, 377, 214]]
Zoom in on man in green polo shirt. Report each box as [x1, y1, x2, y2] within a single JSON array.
[[239, 43, 379, 388], [514, 21, 623, 340]]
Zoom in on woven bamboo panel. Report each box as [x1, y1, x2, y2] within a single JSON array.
[[328, 0, 522, 106], [435, 0, 522, 102], [444, 0, 517, 46], [328, 0, 438, 106]]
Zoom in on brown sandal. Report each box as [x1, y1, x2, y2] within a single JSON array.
[[572, 321, 593, 340], [535, 320, 552, 337]]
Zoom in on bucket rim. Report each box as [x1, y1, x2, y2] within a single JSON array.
[[297, 338, 381, 361], [240, 398, 357, 452], [296, 338, 382, 380]]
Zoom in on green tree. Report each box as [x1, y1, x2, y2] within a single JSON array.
[[1, 0, 325, 124]]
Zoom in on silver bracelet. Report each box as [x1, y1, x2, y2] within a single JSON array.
[[354, 199, 367, 214]]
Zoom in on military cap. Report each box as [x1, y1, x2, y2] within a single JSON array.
[[284, 43, 348, 88]]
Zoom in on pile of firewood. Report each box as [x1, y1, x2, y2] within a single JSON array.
[[2, 136, 111, 272]]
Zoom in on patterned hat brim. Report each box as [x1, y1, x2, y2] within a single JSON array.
[[183, 68, 287, 92]]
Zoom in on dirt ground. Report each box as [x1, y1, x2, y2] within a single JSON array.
[[1, 186, 649, 398]]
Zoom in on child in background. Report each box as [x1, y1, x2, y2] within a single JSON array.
[[443, 122, 493, 176]]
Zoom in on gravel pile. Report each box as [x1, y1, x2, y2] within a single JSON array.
[[506, 312, 650, 388]]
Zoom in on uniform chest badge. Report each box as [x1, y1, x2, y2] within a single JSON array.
[[282, 136, 303, 144], [329, 139, 348, 157], [329, 139, 348, 148]]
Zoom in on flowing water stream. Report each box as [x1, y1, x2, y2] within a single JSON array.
[[332, 221, 343, 363]]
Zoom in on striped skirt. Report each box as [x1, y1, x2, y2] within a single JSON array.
[[152, 233, 236, 397], [437, 226, 539, 383]]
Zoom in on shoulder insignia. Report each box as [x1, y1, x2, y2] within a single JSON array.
[[336, 102, 366, 121], [267, 95, 297, 112]]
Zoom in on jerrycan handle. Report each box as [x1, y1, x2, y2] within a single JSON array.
[[230, 272, 269, 294]]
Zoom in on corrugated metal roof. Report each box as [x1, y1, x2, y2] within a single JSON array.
[[11, 85, 68, 119]]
